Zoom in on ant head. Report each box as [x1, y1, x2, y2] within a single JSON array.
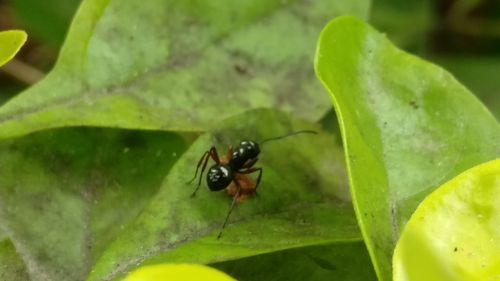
[[206, 164, 233, 191], [239, 140, 260, 158]]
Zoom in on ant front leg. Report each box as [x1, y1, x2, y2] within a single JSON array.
[[217, 179, 241, 239], [238, 167, 263, 194], [189, 146, 220, 197]]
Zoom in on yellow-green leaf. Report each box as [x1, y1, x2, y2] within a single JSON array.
[[122, 264, 235, 281], [0, 30, 27, 67], [393, 159, 500, 281]]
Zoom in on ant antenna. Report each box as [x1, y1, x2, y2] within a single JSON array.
[[260, 130, 318, 145]]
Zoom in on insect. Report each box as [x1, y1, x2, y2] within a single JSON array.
[[188, 130, 317, 238]]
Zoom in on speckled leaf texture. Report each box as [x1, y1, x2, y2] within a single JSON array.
[[0, 0, 369, 139], [315, 16, 500, 281], [85, 110, 361, 281], [0, 129, 187, 281]]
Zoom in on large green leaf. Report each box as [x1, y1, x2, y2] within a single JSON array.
[[394, 159, 500, 281], [213, 241, 377, 281], [0, 30, 27, 67], [0, 239, 29, 280], [0, 0, 369, 140], [0, 129, 186, 281], [315, 16, 500, 280], [85, 109, 358, 281]]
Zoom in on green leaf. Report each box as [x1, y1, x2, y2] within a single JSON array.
[[0, 239, 30, 280], [123, 264, 235, 281], [0, 0, 370, 140], [0, 30, 27, 67], [315, 16, 500, 280], [393, 159, 500, 281], [0, 129, 186, 281], [85, 109, 359, 281], [213, 241, 376, 281]]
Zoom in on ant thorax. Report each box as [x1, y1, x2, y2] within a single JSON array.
[[225, 174, 256, 203]]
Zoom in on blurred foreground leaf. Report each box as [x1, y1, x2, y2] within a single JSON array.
[[123, 264, 235, 281], [0, 30, 27, 67], [394, 159, 500, 281]]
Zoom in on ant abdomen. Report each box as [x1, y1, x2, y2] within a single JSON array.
[[230, 140, 260, 170]]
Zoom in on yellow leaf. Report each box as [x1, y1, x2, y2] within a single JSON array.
[[122, 264, 236, 281]]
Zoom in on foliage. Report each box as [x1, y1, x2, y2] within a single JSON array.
[[0, 0, 369, 139], [0, 1, 499, 281], [122, 264, 235, 281], [0, 30, 26, 67], [315, 15, 500, 280], [394, 159, 500, 281]]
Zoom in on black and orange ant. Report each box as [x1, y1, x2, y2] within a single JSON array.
[[188, 130, 317, 238]]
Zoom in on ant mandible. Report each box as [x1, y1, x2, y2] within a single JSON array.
[[188, 130, 317, 239]]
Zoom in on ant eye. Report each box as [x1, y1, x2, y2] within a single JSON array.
[[206, 165, 233, 191]]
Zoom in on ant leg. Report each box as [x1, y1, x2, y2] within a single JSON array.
[[187, 151, 209, 184], [190, 147, 220, 197], [225, 146, 234, 161], [217, 180, 241, 239], [238, 167, 263, 195]]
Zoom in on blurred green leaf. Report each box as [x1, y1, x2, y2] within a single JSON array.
[[0, 0, 370, 140], [315, 16, 500, 280], [0, 129, 186, 281], [10, 0, 81, 47], [0, 239, 29, 281], [394, 159, 500, 281], [123, 264, 235, 281], [0, 30, 27, 67], [85, 109, 358, 281], [213, 241, 376, 281]]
